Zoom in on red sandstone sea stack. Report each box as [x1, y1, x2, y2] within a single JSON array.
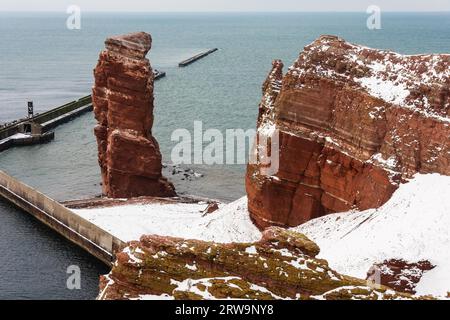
[[247, 35, 450, 229], [92, 32, 175, 198]]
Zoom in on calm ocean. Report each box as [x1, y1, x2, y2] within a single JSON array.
[[0, 12, 449, 299]]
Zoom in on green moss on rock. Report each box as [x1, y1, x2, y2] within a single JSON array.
[[99, 227, 416, 300]]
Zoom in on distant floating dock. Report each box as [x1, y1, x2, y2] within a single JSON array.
[[179, 48, 218, 67]]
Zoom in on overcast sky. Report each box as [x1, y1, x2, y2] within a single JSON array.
[[1, 0, 449, 12]]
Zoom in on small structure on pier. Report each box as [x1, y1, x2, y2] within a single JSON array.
[[18, 120, 43, 135], [0, 96, 93, 152]]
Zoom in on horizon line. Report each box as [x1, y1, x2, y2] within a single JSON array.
[[1, 10, 450, 13]]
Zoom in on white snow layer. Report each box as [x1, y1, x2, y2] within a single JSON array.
[[293, 173, 450, 297], [74, 197, 261, 244]]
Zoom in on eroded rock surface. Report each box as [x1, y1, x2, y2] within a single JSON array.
[[247, 35, 450, 228], [98, 227, 413, 300], [93, 32, 175, 198], [367, 259, 435, 294]]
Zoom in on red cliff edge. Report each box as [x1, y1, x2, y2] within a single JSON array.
[[247, 35, 450, 228]]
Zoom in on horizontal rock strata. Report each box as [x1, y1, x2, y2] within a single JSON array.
[[93, 32, 175, 198], [247, 35, 450, 228]]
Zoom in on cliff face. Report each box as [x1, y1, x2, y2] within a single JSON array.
[[92, 32, 175, 198], [98, 227, 413, 300], [247, 35, 450, 228]]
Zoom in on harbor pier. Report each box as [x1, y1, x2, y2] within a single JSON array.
[[0, 95, 93, 152], [179, 48, 219, 67], [0, 170, 125, 266]]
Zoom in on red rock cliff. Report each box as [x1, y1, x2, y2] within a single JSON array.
[[93, 32, 175, 198], [247, 35, 450, 229]]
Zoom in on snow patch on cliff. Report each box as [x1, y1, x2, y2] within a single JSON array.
[[293, 173, 450, 297], [357, 77, 410, 106], [258, 121, 276, 137]]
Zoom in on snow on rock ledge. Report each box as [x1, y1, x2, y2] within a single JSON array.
[[75, 197, 261, 243]]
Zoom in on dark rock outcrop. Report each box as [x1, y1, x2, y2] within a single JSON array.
[[98, 227, 413, 300], [93, 32, 175, 198], [202, 202, 220, 215], [367, 259, 435, 294], [247, 35, 450, 228]]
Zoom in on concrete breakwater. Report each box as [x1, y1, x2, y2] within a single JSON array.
[[0, 95, 92, 137], [0, 132, 55, 152], [0, 67, 170, 153], [179, 48, 218, 67], [0, 170, 125, 266], [36, 95, 93, 131], [0, 95, 93, 152]]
